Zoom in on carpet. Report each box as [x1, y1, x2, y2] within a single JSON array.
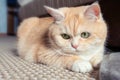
[[0, 36, 98, 80]]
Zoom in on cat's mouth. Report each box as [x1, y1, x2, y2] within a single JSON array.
[[58, 47, 87, 55]]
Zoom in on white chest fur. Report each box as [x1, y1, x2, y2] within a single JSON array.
[[79, 53, 95, 61], [79, 47, 103, 61]]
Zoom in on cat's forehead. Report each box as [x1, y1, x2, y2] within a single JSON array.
[[57, 6, 106, 36], [62, 6, 87, 26], [60, 17, 100, 36], [64, 17, 80, 35], [61, 12, 86, 36]]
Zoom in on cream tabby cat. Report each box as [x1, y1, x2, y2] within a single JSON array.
[[17, 2, 107, 73]]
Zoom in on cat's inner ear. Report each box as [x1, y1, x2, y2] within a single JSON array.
[[84, 2, 100, 20], [44, 6, 64, 22]]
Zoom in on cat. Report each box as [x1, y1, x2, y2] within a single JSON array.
[[17, 2, 107, 73]]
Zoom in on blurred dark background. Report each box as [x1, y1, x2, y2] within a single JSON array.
[[99, 0, 120, 52], [7, 0, 19, 35]]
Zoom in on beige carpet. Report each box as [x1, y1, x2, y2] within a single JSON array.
[[0, 36, 98, 80]]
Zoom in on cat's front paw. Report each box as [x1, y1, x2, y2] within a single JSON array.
[[71, 60, 93, 73]]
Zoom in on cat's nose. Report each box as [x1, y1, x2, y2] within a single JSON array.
[[71, 44, 78, 49]]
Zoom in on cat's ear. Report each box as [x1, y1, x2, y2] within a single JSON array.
[[44, 6, 64, 22], [84, 2, 101, 21]]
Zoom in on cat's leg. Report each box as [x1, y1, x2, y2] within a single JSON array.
[[24, 45, 38, 63], [38, 53, 93, 73], [90, 53, 103, 68], [24, 52, 36, 63], [62, 55, 93, 73]]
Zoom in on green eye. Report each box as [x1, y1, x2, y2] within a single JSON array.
[[81, 32, 91, 38], [61, 33, 71, 39]]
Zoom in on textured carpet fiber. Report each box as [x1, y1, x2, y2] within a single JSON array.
[[0, 36, 98, 80]]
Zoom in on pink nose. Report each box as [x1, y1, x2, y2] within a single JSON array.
[[72, 44, 78, 49]]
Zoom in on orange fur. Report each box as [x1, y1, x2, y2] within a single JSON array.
[[17, 3, 107, 73]]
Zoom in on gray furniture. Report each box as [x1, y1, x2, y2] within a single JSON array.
[[100, 53, 120, 80]]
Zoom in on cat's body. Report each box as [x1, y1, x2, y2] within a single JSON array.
[[17, 2, 107, 73]]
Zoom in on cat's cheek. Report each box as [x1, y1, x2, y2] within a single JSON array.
[[54, 36, 69, 47]]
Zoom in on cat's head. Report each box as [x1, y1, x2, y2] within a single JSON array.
[[44, 2, 107, 54]]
